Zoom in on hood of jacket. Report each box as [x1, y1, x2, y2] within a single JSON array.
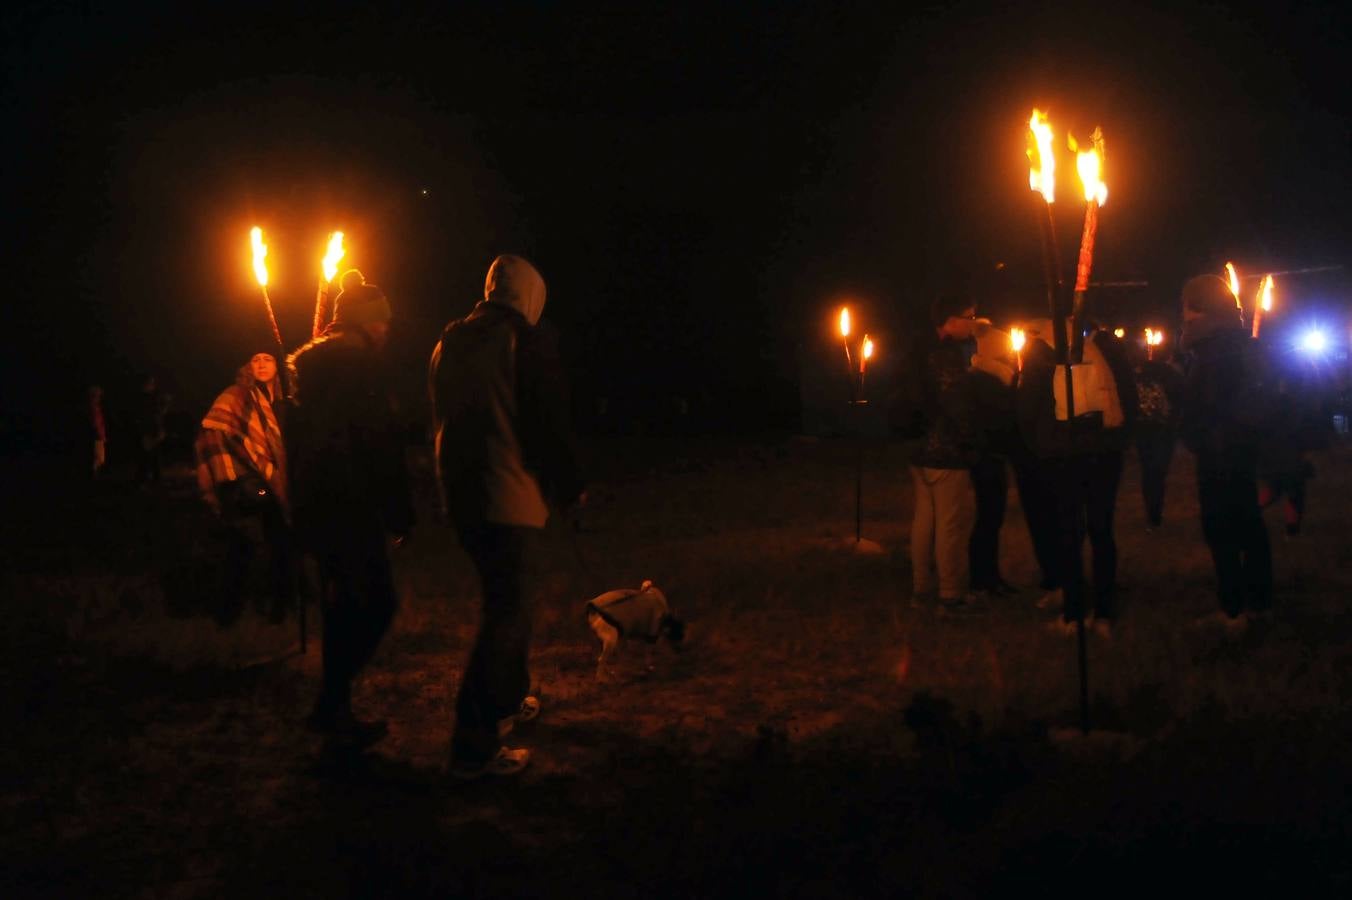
[[1181, 311, 1247, 352], [482, 255, 546, 326]]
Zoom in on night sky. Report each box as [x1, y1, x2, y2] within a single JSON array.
[[5, 1, 1351, 439]]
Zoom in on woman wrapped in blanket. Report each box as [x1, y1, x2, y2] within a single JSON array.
[[195, 349, 294, 625]]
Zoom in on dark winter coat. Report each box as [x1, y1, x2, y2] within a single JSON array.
[[286, 328, 414, 549], [1017, 331, 1138, 459], [1132, 358, 1185, 431], [891, 332, 972, 439], [1180, 321, 1274, 477], [429, 258, 584, 529], [968, 359, 1020, 462]]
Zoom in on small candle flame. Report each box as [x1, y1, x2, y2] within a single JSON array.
[[322, 231, 346, 283], [1225, 262, 1240, 300], [839, 307, 851, 338], [250, 227, 269, 288], [1027, 109, 1056, 203]]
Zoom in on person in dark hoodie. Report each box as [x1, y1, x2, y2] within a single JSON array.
[[430, 255, 584, 779], [895, 293, 978, 439], [1016, 318, 1137, 633], [1179, 274, 1273, 625], [966, 323, 1020, 596], [1131, 338, 1186, 530], [287, 269, 413, 746], [195, 348, 293, 625]]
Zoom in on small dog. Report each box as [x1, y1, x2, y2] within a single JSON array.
[[586, 580, 685, 679]]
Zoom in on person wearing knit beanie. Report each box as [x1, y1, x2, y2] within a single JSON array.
[[332, 268, 392, 330], [1178, 272, 1273, 623]]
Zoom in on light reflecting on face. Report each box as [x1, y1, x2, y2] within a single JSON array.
[[250, 353, 278, 384]]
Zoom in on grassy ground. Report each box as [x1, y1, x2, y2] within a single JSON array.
[[4, 436, 1351, 898]]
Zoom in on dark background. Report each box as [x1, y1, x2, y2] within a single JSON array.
[[4, 0, 1350, 445]]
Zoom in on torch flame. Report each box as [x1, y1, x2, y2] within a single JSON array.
[[250, 227, 269, 287], [322, 231, 346, 283], [1027, 109, 1056, 203], [862, 335, 874, 361], [839, 307, 851, 338], [1113, 327, 1126, 339], [1145, 328, 1164, 347], [1259, 274, 1274, 312], [1072, 129, 1107, 206], [1225, 262, 1240, 299], [1010, 327, 1026, 353]]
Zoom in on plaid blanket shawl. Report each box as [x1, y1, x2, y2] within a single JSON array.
[[195, 369, 288, 513]]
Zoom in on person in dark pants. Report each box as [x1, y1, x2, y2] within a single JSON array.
[[288, 270, 413, 746], [1131, 343, 1185, 530], [1179, 274, 1273, 624], [1011, 446, 1061, 599], [430, 255, 584, 779], [1017, 320, 1136, 631], [195, 349, 294, 625], [135, 375, 167, 485], [966, 324, 1020, 596]]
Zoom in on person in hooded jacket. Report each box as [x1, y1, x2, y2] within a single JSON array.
[[1178, 274, 1273, 622], [966, 323, 1021, 596], [1130, 340, 1186, 530], [1016, 318, 1137, 631], [195, 347, 293, 625], [430, 255, 584, 779], [288, 270, 413, 746]]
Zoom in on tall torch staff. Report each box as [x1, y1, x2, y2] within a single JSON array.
[[1028, 108, 1090, 736], [250, 227, 288, 398]]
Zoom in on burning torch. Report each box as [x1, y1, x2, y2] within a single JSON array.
[[1070, 128, 1107, 365], [1252, 274, 1273, 339], [1010, 327, 1026, 373], [1225, 261, 1241, 301], [1028, 109, 1076, 419], [1145, 328, 1164, 361], [313, 231, 346, 339]]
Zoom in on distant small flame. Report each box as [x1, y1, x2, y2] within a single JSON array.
[[862, 335, 874, 361], [1225, 262, 1240, 299], [1113, 327, 1126, 339], [250, 227, 269, 287], [1027, 109, 1056, 203], [839, 307, 851, 338], [1010, 327, 1026, 353], [322, 231, 345, 283], [1145, 328, 1164, 347], [1259, 274, 1274, 312]]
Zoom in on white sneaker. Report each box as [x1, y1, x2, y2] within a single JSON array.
[[496, 695, 541, 739]]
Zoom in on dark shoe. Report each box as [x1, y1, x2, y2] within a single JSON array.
[[307, 705, 388, 748], [450, 746, 531, 780]]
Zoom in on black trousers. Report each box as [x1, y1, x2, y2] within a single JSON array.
[[452, 523, 540, 763], [1012, 455, 1062, 591], [315, 525, 398, 713], [1198, 470, 1273, 616], [1135, 427, 1177, 527], [969, 458, 1009, 590], [217, 497, 294, 623], [1053, 451, 1124, 621]]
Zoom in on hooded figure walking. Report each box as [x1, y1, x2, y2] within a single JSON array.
[[194, 345, 293, 625], [429, 255, 585, 779], [288, 270, 414, 746], [1178, 274, 1274, 625]]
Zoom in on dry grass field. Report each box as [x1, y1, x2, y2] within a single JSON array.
[[4, 435, 1351, 898]]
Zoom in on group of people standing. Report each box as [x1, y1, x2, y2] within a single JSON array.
[[192, 257, 581, 778], [902, 273, 1292, 631]]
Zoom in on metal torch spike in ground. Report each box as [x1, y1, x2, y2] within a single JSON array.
[[322, 231, 345, 283], [1027, 109, 1056, 204], [250, 227, 269, 287]]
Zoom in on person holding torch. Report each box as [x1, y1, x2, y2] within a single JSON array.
[[288, 269, 414, 746]]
